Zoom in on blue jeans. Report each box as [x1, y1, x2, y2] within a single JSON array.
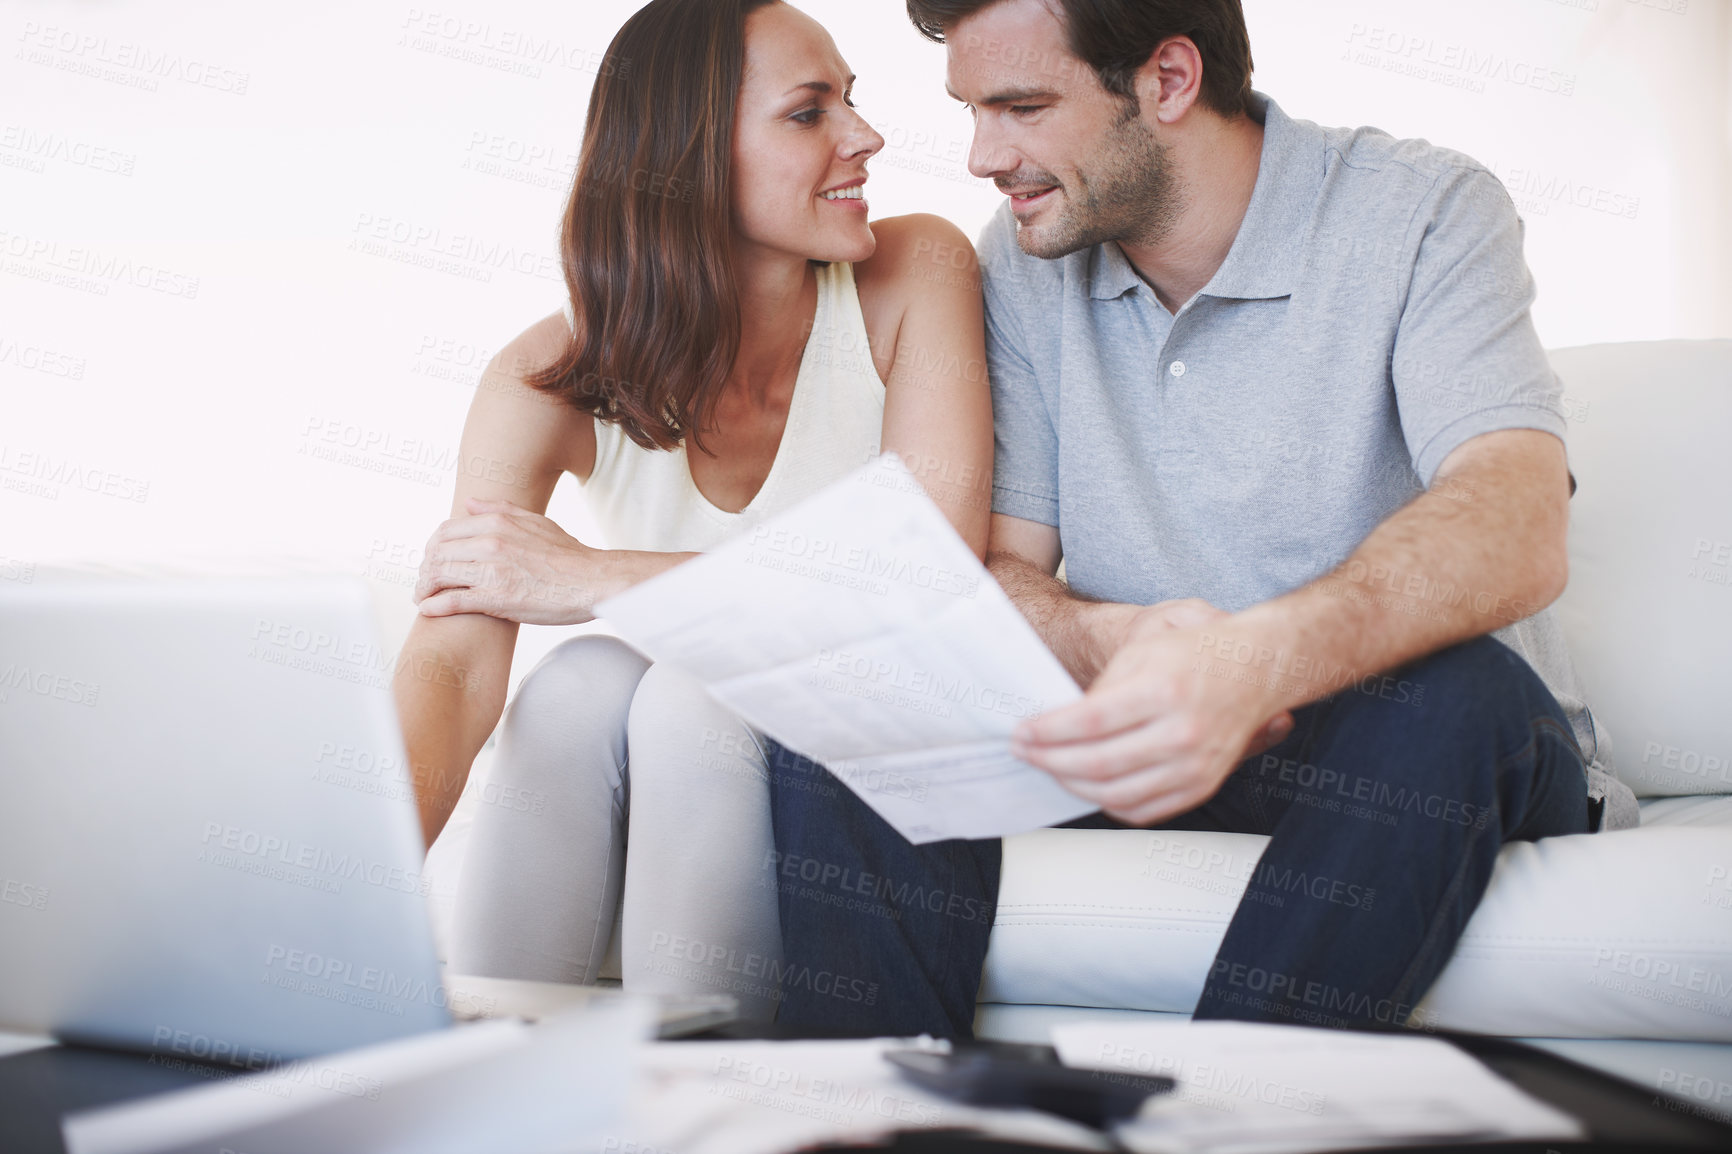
[[765, 635, 1590, 1038]]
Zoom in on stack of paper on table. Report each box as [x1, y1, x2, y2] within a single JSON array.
[[605, 1037, 1111, 1154], [596, 453, 1099, 843], [1052, 1020, 1586, 1153], [61, 999, 651, 1154], [61, 1028, 1112, 1154]]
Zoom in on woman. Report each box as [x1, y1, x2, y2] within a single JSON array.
[[391, 0, 991, 1021]]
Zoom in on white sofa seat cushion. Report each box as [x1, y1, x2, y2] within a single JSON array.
[[1639, 795, 1732, 828], [982, 829, 1268, 1018], [982, 815, 1732, 1041]]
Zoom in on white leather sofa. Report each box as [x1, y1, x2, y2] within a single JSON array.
[[421, 341, 1731, 1090], [971, 340, 1732, 1092]]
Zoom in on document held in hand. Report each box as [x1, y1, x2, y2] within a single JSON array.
[[595, 454, 1099, 843]]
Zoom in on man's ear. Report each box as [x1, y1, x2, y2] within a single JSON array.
[[1134, 35, 1204, 124]]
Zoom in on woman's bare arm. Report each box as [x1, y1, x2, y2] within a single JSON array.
[[394, 314, 593, 847], [855, 214, 994, 558]]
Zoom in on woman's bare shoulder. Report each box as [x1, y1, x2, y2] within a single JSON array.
[[853, 214, 978, 305], [459, 311, 597, 503], [853, 214, 979, 351], [486, 311, 572, 397]]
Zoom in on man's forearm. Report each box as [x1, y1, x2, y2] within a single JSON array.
[[987, 551, 1135, 686], [1221, 439, 1569, 712]]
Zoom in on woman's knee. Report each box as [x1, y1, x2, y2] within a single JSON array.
[[625, 661, 765, 786], [489, 635, 651, 796], [508, 634, 650, 724]]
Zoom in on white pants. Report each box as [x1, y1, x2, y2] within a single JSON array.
[[447, 635, 783, 1020]]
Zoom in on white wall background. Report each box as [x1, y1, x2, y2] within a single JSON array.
[[3, 0, 1729, 684]]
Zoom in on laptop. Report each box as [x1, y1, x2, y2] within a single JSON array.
[[0, 577, 731, 1068]]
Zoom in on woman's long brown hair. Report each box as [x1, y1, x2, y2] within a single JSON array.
[[530, 0, 777, 451]]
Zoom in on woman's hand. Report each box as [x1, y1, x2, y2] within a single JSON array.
[[414, 497, 616, 625]]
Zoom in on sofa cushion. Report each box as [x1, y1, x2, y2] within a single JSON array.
[[1548, 341, 1732, 796], [982, 810, 1732, 1041], [1637, 795, 1732, 828]]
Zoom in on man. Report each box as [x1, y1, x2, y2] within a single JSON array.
[[765, 0, 1637, 1039]]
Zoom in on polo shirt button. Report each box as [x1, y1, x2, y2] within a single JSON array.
[[1169, 360, 1187, 377]]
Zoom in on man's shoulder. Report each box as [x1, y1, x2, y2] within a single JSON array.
[[1306, 113, 1504, 221], [1322, 120, 1483, 179], [1264, 102, 1521, 283]]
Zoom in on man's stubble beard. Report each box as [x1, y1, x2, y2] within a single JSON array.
[[1014, 106, 1182, 261]]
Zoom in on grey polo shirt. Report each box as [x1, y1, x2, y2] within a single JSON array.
[[980, 92, 1636, 827]]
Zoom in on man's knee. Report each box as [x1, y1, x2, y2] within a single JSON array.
[[1358, 636, 1576, 803], [1401, 635, 1546, 711]]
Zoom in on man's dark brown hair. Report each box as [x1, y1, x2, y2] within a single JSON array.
[[905, 0, 1254, 119]]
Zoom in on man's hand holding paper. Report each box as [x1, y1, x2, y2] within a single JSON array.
[[1011, 601, 1297, 827], [595, 454, 1099, 843]]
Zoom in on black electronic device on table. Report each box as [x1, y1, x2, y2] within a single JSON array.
[[884, 1041, 1176, 1130]]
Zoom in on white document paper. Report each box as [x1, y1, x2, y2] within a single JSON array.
[[1051, 1020, 1586, 1154], [595, 454, 1098, 843], [598, 1037, 1110, 1154]]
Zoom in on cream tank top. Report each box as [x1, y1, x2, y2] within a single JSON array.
[[564, 261, 886, 552]]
